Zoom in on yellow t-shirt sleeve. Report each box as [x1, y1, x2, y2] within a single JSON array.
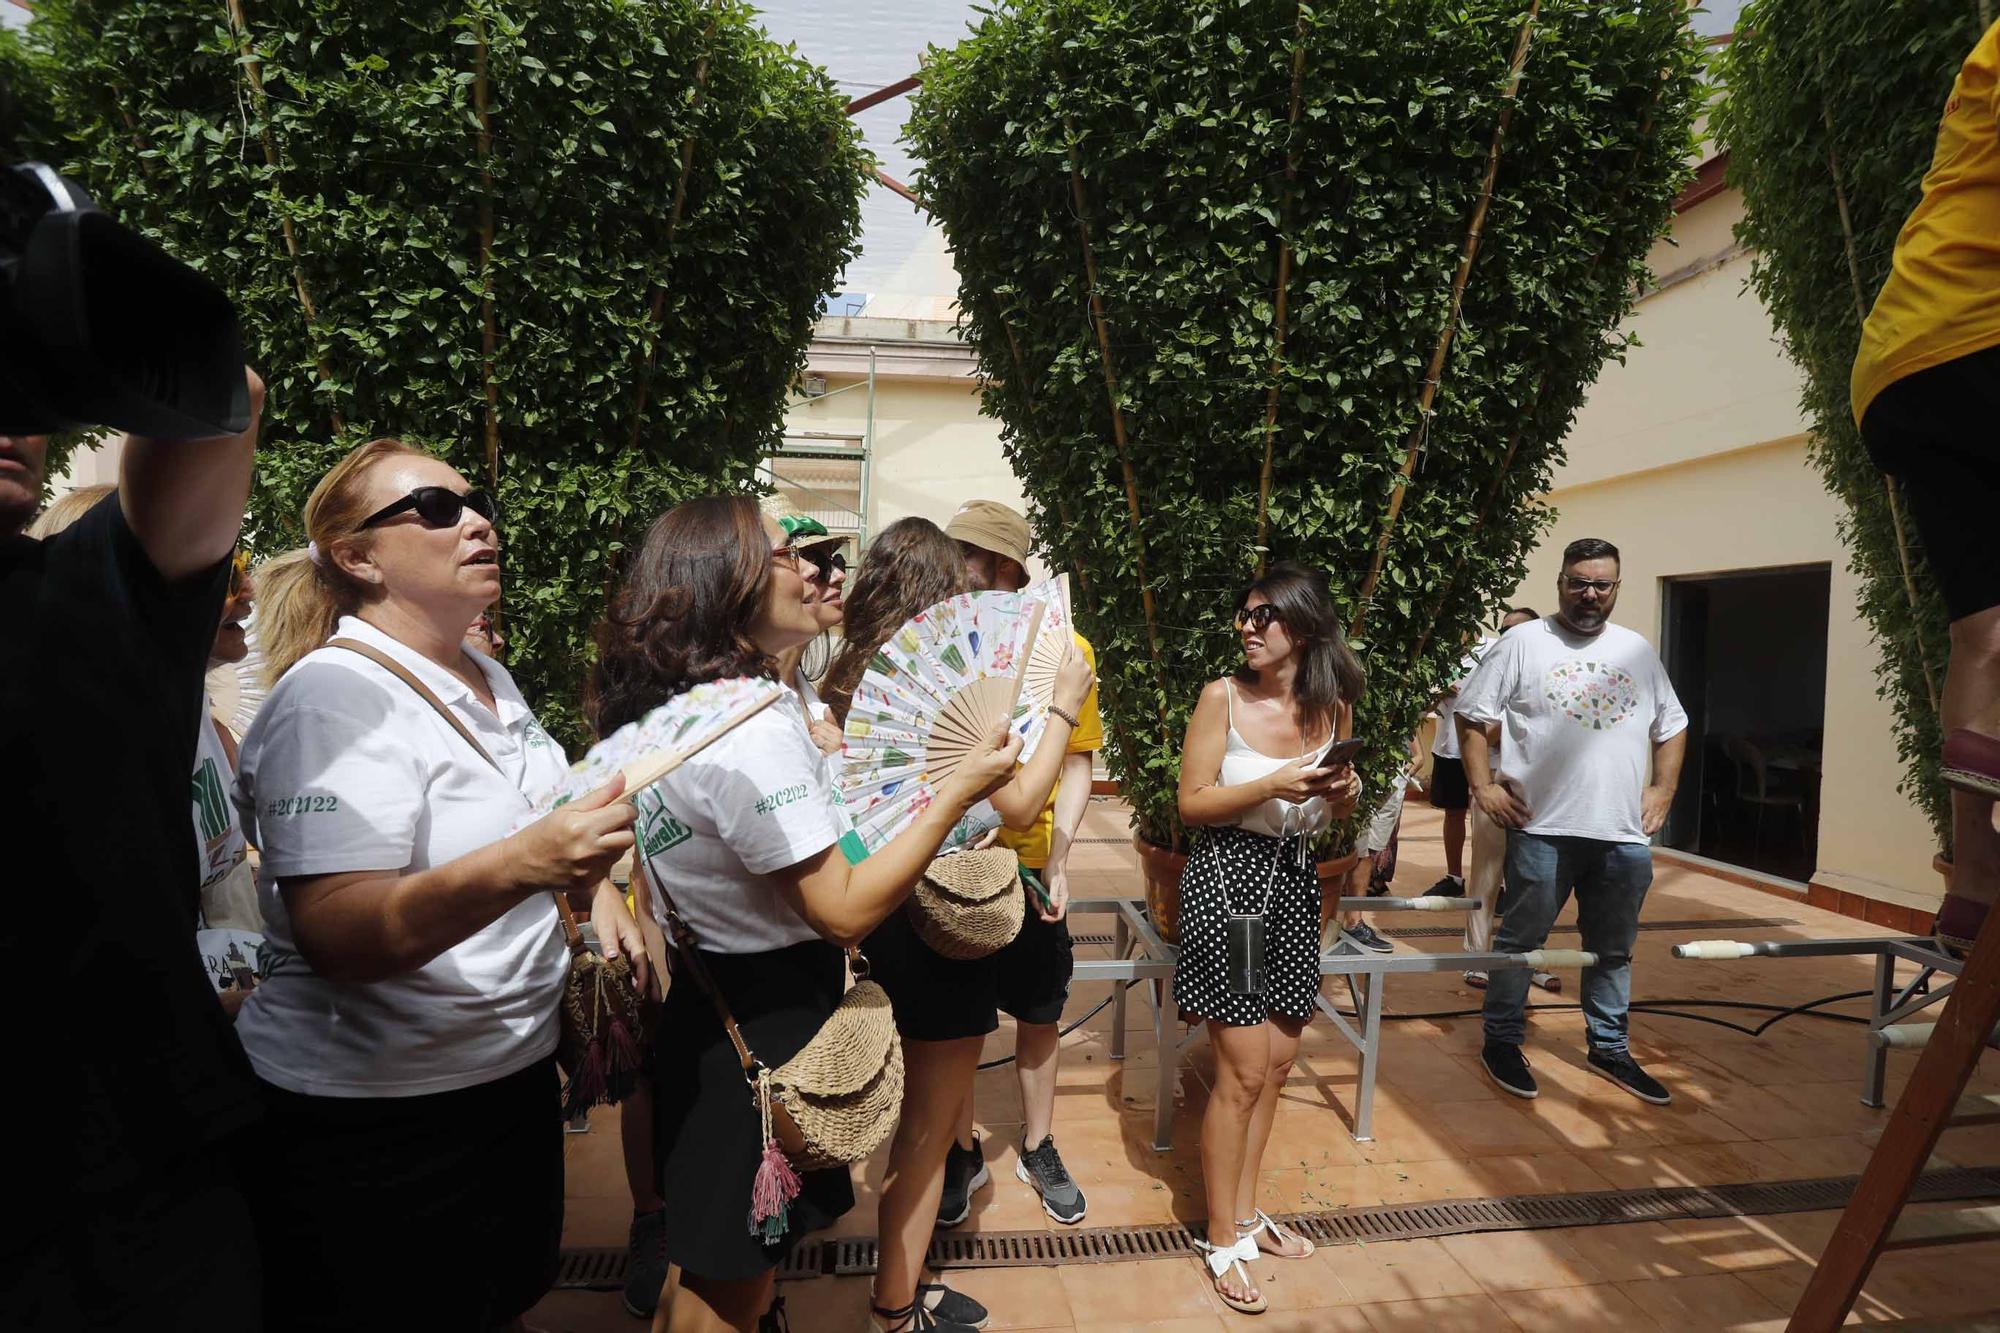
[[1066, 634, 1104, 755]]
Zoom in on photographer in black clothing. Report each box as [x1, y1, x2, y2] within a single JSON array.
[[0, 372, 265, 1330], [2, 153, 268, 1326]]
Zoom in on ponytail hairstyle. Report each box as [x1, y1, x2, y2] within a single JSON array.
[[250, 548, 319, 689], [820, 517, 972, 724], [258, 438, 426, 683], [587, 495, 778, 737], [1234, 561, 1365, 736]]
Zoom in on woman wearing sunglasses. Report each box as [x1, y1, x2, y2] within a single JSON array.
[[233, 439, 649, 1331], [1173, 562, 1364, 1315], [774, 514, 848, 757], [589, 498, 1021, 1333]]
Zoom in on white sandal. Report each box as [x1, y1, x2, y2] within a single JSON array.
[[1239, 1209, 1315, 1259], [1194, 1233, 1266, 1314]]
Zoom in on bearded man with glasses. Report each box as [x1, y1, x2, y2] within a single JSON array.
[[1451, 537, 1689, 1107]]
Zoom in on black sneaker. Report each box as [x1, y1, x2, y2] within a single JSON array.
[[870, 1299, 979, 1332], [1016, 1135, 1087, 1224], [920, 1283, 990, 1329], [1425, 874, 1467, 897], [621, 1206, 669, 1318], [1344, 922, 1393, 953], [935, 1135, 989, 1229], [1588, 1049, 1671, 1105], [1481, 1041, 1538, 1099]]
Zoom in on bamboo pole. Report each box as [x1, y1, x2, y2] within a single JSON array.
[[1064, 117, 1172, 742], [1822, 108, 1941, 715], [473, 14, 500, 495], [1350, 0, 1540, 640], [624, 0, 720, 454], [223, 0, 344, 435], [1254, 1, 1309, 572]]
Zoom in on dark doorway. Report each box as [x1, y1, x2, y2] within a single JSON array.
[[1661, 565, 1830, 882]]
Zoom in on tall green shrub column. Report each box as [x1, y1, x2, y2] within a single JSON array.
[[1715, 2, 1988, 855], [27, 0, 866, 741], [910, 0, 1703, 848]]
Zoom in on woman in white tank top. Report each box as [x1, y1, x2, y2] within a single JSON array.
[[1171, 563, 1365, 1315]]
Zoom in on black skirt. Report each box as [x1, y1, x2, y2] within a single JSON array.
[[655, 938, 856, 1281], [248, 1057, 562, 1332], [1173, 826, 1324, 1026]]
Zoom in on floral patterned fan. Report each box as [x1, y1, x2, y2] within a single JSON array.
[[838, 591, 1047, 855], [519, 676, 788, 828]]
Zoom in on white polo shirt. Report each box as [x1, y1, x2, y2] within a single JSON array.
[[233, 615, 572, 1097], [639, 696, 852, 955]]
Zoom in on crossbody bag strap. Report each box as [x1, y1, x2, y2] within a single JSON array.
[[328, 636, 588, 955], [633, 854, 764, 1080]]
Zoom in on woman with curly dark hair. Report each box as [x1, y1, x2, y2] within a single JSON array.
[[589, 497, 1021, 1333]]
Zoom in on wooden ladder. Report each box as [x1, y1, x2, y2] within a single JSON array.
[[1789, 902, 2000, 1329]]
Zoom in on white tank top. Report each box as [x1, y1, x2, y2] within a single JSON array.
[[1217, 679, 1332, 839]]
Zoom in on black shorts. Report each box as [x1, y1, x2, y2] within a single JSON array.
[[995, 901, 1075, 1026], [248, 1058, 563, 1331], [1861, 343, 2000, 621], [864, 904, 1001, 1042], [1428, 754, 1471, 810]]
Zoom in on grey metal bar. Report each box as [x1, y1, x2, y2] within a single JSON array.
[[1332, 895, 1478, 913], [1109, 908, 1132, 1063], [1865, 953, 1894, 1109]]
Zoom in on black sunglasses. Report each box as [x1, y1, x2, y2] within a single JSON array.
[[802, 546, 849, 580], [359, 486, 498, 531], [1235, 605, 1283, 632]]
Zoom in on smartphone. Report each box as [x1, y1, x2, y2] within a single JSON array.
[[1020, 866, 1054, 914], [1316, 736, 1366, 770]]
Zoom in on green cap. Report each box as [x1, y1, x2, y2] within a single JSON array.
[[778, 514, 829, 544]]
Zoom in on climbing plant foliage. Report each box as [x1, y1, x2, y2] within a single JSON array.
[[910, 0, 1703, 848], [1714, 2, 1988, 854], [23, 0, 866, 743]]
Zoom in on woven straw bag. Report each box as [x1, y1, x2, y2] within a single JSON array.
[[907, 847, 1026, 960], [766, 974, 903, 1170]]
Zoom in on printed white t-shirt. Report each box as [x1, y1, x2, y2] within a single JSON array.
[[1432, 638, 1494, 762], [1452, 618, 1688, 846], [232, 615, 572, 1097], [638, 693, 857, 955], [192, 693, 247, 888]]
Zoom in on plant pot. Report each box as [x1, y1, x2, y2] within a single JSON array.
[[1935, 852, 1953, 892], [1133, 835, 1188, 947], [1133, 837, 1365, 947]]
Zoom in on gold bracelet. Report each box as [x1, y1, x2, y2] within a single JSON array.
[[1050, 705, 1080, 730]]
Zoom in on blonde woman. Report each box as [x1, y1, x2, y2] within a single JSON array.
[[234, 439, 649, 1331]]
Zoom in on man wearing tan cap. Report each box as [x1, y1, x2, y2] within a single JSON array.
[[935, 499, 1103, 1228]]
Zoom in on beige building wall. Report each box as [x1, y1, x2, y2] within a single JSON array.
[[1519, 181, 1940, 907]]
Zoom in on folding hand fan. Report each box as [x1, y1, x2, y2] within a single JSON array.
[[1016, 574, 1075, 753], [519, 675, 788, 827], [837, 591, 1048, 855]]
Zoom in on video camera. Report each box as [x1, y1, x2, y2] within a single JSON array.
[[0, 161, 248, 438]]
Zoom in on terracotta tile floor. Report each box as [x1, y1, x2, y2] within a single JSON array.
[[532, 803, 2000, 1331]]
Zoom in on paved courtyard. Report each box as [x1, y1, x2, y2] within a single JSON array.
[[534, 803, 2000, 1330]]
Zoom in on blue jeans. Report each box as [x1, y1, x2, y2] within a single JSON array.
[[1481, 831, 1653, 1054]]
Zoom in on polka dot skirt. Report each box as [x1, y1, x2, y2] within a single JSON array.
[[1172, 826, 1323, 1026]]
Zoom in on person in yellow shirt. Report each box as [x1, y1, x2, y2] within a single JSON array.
[[1854, 19, 2000, 957], [937, 500, 1104, 1227]]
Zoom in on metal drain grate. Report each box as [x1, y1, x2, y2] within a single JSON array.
[[1383, 915, 1799, 940], [554, 1166, 2000, 1286]]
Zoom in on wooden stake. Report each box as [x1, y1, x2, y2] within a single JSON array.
[[1822, 109, 1940, 715], [473, 13, 500, 496], [223, 0, 344, 435], [1255, 1, 1309, 572], [625, 0, 720, 454], [1351, 1, 1540, 639], [1065, 118, 1172, 744]]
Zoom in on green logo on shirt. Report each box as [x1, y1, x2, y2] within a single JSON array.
[[635, 787, 691, 857], [754, 783, 809, 816], [192, 758, 230, 841]]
